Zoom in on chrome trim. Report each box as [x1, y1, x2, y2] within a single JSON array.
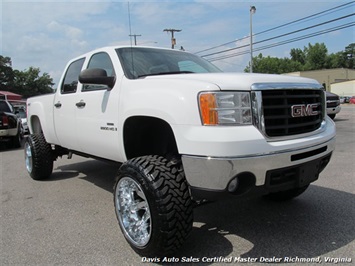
[[262, 120, 328, 142], [182, 137, 335, 190], [183, 136, 335, 160], [251, 91, 264, 134], [250, 83, 327, 142], [251, 82, 323, 91], [25, 142, 33, 173], [115, 177, 151, 247]]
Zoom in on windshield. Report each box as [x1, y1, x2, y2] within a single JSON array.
[[116, 47, 222, 79]]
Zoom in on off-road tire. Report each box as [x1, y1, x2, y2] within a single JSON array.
[[264, 185, 309, 201], [114, 155, 193, 257], [24, 134, 53, 180]]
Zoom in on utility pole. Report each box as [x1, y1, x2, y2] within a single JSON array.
[[163, 29, 181, 49], [249, 6, 256, 73], [129, 34, 141, 45]]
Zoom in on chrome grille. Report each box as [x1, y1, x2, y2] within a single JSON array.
[[261, 89, 324, 137]]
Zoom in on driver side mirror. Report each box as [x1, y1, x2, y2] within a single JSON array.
[[79, 68, 116, 90]]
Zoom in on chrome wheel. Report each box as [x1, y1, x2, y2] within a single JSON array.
[[115, 177, 151, 247], [24, 142, 33, 173]]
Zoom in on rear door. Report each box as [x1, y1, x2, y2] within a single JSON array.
[[53, 58, 85, 151]]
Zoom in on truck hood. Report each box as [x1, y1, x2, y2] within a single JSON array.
[[144, 72, 321, 91]]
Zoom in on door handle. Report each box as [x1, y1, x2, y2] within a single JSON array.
[[76, 101, 86, 108], [54, 102, 62, 108]]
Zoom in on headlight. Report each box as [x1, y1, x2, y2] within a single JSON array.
[[199, 92, 252, 125]]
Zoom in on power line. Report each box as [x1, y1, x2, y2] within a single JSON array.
[[195, 1, 355, 55], [253, 1, 354, 37], [207, 22, 355, 62], [201, 13, 354, 58], [208, 23, 355, 62]]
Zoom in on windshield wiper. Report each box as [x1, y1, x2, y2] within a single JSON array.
[[138, 71, 194, 78]]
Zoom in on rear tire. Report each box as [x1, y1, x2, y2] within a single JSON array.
[[24, 134, 53, 180], [114, 155, 193, 257], [12, 128, 22, 148], [264, 185, 309, 201]]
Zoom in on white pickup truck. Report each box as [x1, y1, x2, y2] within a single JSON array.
[[25, 46, 336, 256]]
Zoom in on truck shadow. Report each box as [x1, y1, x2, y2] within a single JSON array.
[[52, 159, 120, 192], [175, 186, 355, 265], [51, 159, 354, 265]]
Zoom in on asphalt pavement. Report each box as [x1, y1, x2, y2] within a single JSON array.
[[1, 106, 354, 265]]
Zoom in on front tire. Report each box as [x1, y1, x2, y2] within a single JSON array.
[[24, 134, 53, 180], [114, 155, 193, 257]]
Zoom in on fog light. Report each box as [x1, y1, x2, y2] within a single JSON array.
[[228, 177, 239, 193]]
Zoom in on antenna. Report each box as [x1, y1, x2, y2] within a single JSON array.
[[127, 2, 135, 76], [128, 2, 132, 46]]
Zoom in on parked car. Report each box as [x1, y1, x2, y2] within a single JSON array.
[[339, 96, 352, 104], [0, 100, 23, 148], [349, 96, 355, 104], [14, 106, 29, 134], [326, 91, 341, 119]]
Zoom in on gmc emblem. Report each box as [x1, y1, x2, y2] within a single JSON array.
[[291, 103, 320, 117]]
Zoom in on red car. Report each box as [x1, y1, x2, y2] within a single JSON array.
[[350, 96, 355, 104]]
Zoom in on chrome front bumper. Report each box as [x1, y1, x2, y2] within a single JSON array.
[[327, 105, 341, 115], [182, 137, 336, 192]]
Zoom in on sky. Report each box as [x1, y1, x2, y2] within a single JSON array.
[[1, 0, 354, 87]]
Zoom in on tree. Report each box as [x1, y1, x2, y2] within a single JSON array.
[[326, 52, 347, 69], [0, 56, 15, 91], [0, 55, 54, 98], [12, 67, 54, 98], [343, 43, 354, 69], [245, 53, 303, 74], [290, 48, 305, 65], [244, 43, 355, 73], [303, 43, 328, 70]]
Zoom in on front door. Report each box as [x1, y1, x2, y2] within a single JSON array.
[[75, 52, 120, 161]]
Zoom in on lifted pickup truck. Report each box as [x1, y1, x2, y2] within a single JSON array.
[[0, 99, 22, 148], [25, 46, 336, 256]]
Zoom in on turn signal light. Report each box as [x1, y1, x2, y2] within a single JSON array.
[[199, 93, 218, 125]]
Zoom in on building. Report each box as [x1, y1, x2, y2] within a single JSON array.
[[0, 91, 25, 105], [285, 68, 355, 92], [330, 80, 355, 97]]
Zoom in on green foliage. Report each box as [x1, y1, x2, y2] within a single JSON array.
[[0, 58, 53, 98], [0, 56, 15, 91], [244, 42, 354, 73], [246, 53, 303, 74], [303, 43, 328, 70]]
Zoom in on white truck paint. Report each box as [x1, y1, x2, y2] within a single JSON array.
[[25, 46, 336, 256]]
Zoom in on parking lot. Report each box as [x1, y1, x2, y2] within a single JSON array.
[[1, 106, 354, 265]]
